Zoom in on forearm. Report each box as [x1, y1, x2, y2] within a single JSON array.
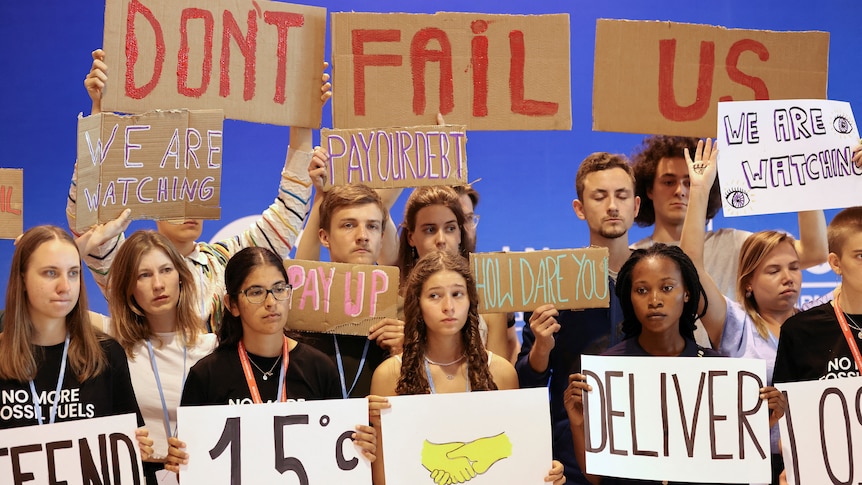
[[795, 210, 828, 269], [295, 194, 323, 261]]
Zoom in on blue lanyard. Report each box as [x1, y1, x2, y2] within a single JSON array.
[[424, 358, 469, 394], [146, 338, 187, 438], [29, 333, 70, 425], [333, 335, 369, 399]]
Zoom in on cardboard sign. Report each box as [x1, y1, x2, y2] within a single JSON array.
[[777, 376, 862, 485], [581, 355, 771, 483], [178, 399, 371, 484], [321, 125, 467, 189], [76, 109, 223, 233], [380, 389, 551, 484], [593, 19, 829, 138], [0, 413, 144, 485], [470, 248, 609, 313], [285, 260, 399, 336], [716, 99, 860, 217], [0, 168, 23, 239], [331, 12, 571, 131], [102, 0, 326, 127]]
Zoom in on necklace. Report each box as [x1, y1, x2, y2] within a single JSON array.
[[424, 355, 465, 380], [248, 354, 282, 380], [840, 295, 862, 340]]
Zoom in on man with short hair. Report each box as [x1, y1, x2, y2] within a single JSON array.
[[516, 152, 638, 484]]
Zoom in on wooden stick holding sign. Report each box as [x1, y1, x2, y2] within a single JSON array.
[[777, 376, 862, 485], [716, 99, 860, 217], [0, 168, 23, 239], [321, 125, 467, 190], [75, 109, 223, 233], [0, 413, 144, 485], [593, 19, 829, 138], [581, 355, 771, 484], [177, 399, 371, 484], [102, 0, 326, 127], [285, 260, 399, 336], [331, 12, 571, 131], [470, 248, 609, 313]]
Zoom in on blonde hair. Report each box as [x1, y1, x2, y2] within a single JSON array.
[[736, 230, 797, 339], [0, 226, 106, 382], [108, 230, 203, 356]]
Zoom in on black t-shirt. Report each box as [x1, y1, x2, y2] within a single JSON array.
[[0, 338, 141, 429], [297, 332, 388, 399], [181, 342, 340, 406], [774, 302, 862, 383]]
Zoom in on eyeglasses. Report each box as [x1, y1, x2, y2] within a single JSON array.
[[241, 283, 293, 304], [467, 214, 480, 228]]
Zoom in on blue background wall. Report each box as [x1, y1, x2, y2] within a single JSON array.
[[0, 0, 856, 316]]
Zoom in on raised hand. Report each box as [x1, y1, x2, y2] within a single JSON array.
[[74, 208, 131, 256], [368, 318, 405, 354], [84, 49, 108, 115], [683, 138, 718, 190]]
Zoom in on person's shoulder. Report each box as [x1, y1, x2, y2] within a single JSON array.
[[488, 353, 518, 389], [630, 237, 652, 250], [370, 354, 402, 396], [784, 301, 835, 330], [601, 339, 636, 356]]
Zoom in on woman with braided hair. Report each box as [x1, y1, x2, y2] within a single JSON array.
[[369, 250, 564, 485]]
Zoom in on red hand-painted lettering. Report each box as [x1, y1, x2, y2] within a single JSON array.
[[221, 10, 258, 101], [352, 30, 402, 116], [177, 8, 214, 98], [125, 0, 166, 99], [263, 11, 304, 104], [411, 28, 454, 116], [658, 39, 715, 122]]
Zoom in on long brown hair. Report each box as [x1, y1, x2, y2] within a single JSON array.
[[396, 186, 474, 289], [396, 251, 495, 395], [737, 231, 798, 339], [108, 230, 202, 357], [0, 226, 106, 382]]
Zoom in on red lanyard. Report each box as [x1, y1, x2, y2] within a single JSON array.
[[833, 297, 862, 373], [238, 337, 290, 403]]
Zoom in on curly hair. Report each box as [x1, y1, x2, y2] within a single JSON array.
[[631, 135, 722, 227], [616, 244, 707, 341], [396, 251, 496, 395], [396, 186, 474, 289]]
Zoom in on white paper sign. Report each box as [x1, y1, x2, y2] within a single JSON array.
[[380, 388, 552, 485], [0, 413, 144, 485], [777, 376, 862, 485], [177, 399, 371, 484], [581, 355, 770, 483], [716, 99, 860, 217]]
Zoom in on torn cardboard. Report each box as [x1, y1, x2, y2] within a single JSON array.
[[0, 169, 23, 239], [321, 125, 467, 189], [76, 109, 223, 233], [593, 19, 829, 138], [471, 248, 610, 313], [285, 260, 399, 336], [102, 0, 326, 127], [331, 12, 571, 131]]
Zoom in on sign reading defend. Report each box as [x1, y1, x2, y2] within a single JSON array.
[[593, 19, 829, 138], [470, 247, 609, 313], [102, 0, 326, 127], [321, 125, 467, 189], [76, 109, 223, 233], [0, 168, 23, 239], [331, 12, 571, 131], [285, 260, 399, 336]]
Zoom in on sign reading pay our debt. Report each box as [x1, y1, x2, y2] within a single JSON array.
[[321, 125, 467, 189], [470, 247, 609, 313], [716, 99, 860, 217], [76, 109, 223, 233]]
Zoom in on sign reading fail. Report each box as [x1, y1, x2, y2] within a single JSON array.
[[581, 356, 771, 484], [321, 125, 467, 189], [0, 168, 23, 239], [285, 260, 399, 336], [331, 12, 571, 131], [103, 0, 326, 127], [716, 99, 860, 217], [593, 19, 829, 138], [76, 109, 223, 233], [470, 248, 609, 313], [0, 413, 144, 485]]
